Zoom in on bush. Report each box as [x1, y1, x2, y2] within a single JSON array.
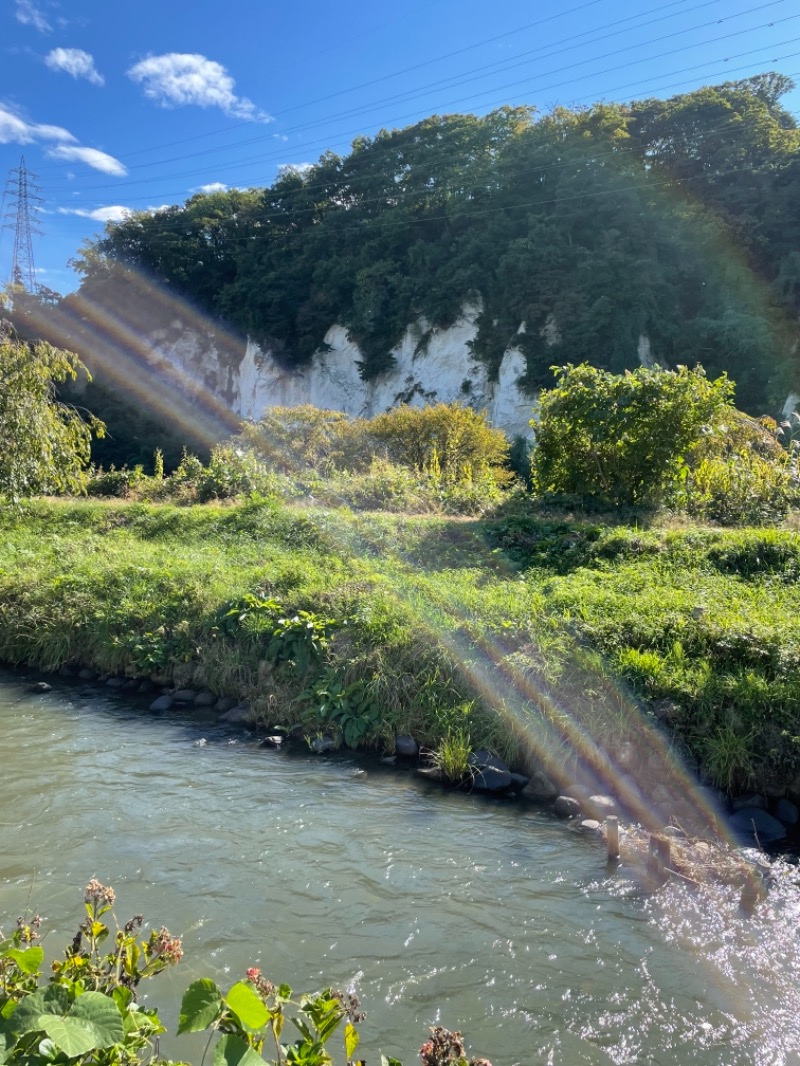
[[367, 403, 510, 485], [531, 363, 732, 508]]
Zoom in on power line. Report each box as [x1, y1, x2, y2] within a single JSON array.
[[38, 5, 797, 208], [41, 34, 800, 212], [66, 120, 800, 259], [34, 0, 774, 178]]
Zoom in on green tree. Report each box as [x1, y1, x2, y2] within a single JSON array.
[[0, 323, 103, 500], [531, 363, 733, 507]]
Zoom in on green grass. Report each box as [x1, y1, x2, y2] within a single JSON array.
[[0, 497, 798, 796]]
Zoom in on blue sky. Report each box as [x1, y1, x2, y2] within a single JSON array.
[[2, 0, 800, 292]]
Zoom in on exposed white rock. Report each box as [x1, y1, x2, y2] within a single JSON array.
[[233, 304, 538, 437], [637, 334, 657, 368], [782, 392, 799, 419]]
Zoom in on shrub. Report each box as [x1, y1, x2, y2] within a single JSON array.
[[531, 363, 732, 508], [367, 403, 510, 485]]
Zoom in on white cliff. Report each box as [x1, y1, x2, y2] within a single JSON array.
[[234, 304, 536, 438]]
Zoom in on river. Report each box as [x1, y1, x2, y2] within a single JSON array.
[[1, 672, 799, 1065]]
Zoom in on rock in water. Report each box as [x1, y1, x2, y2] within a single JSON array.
[[554, 796, 582, 819], [395, 735, 419, 758], [468, 750, 512, 792], [521, 771, 559, 801], [775, 798, 799, 826], [729, 808, 787, 846], [219, 704, 251, 724], [310, 735, 337, 753], [149, 694, 173, 713]]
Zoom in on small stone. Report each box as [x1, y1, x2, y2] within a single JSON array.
[[78, 669, 97, 681], [106, 677, 126, 689], [417, 766, 445, 783], [554, 796, 582, 819], [149, 694, 173, 713], [586, 794, 619, 819], [732, 793, 767, 813], [220, 704, 251, 724], [579, 819, 601, 833], [618, 741, 637, 769], [123, 678, 140, 691], [380, 755, 397, 765], [193, 691, 216, 707], [395, 735, 419, 758], [137, 679, 155, 694], [260, 736, 283, 748], [310, 735, 337, 753], [58, 665, 75, 678], [468, 750, 509, 773], [521, 771, 559, 802], [172, 689, 197, 703], [775, 798, 799, 826], [506, 773, 530, 794], [30, 681, 51, 693], [214, 696, 237, 713], [351, 769, 368, 778], [472, 766, 512, 792]]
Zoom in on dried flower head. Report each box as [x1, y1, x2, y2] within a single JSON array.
[[333, 989, 366, 1024], [15, 914, 41, 944], [245, 967, 275, 998], [84, 879, 116, 907], [419, 1027, 467, 1065], [150, 927, 183, 964]]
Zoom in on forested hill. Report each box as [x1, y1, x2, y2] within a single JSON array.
[[74, 73, 800, 414]]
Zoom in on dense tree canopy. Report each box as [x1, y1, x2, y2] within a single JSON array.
[[73, 75, 800, 414]]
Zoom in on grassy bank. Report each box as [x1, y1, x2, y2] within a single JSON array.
[[0, 497, 798, 800]]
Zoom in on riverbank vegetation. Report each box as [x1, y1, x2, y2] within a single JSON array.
[[1, 491, 799, 798], [1, 880, 487, 1066], [1, 347, 800, 800]]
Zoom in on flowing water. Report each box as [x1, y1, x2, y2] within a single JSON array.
[[1, 672, 800, 1065]]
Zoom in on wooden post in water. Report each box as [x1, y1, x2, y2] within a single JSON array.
[[648, 834, 671, 880], [605, 815, 620, 861], [738, 872, 762, 916]]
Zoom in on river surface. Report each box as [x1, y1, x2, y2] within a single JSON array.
[[1, 672, 800, 1065]]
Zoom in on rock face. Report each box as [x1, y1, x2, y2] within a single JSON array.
[[156, 306, 537, 440]]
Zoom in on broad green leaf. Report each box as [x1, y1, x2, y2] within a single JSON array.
[[6, 947, 43, 974], [345, 1022, 359, 1060], [212, 1033, 266, 1066], [178, 979, 223, 1035], [70, 991, 125, 1047], [8, 986, 69, 1037], [39, 1015, 98, 1057], [380, 1057, 403, 1066], [224, 983, 269, 1031]]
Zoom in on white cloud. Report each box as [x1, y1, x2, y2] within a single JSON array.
[[47, 145, 127, 175], [127, 53, 270, 121], [277, 162, 313, 178], [58, 204, 131, 222], [195, 181, 228, 194], [0, 103, 75, 144], [15, 0, 50, 32], [45, 48, 104, 86]]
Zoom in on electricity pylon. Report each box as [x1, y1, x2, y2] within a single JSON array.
[[3, 156, 44, 292]]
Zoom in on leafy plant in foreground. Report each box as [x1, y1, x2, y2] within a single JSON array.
[[0, 884, 493, 1066]]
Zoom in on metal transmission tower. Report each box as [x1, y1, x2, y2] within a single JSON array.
[[3, 156, 44, 292]]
